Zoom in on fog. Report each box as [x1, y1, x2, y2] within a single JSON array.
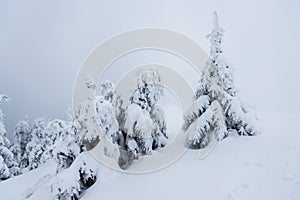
[[0, 0, 299, 137]]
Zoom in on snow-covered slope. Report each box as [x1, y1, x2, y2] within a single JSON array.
[[1, 111, 299, 200], [0, 159, 57, 200]]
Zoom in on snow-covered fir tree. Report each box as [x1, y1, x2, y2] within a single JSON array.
[[27, 113, 97, 198], [112, 93, 126, 134], [124, 69, 167, 155], [0, 156, 10, 180], [74, 73, 100, 150], [183, 12, 258, 149], [96, 80, 115, 103], [0, 95, 19, 180], [98, 81, 127, 147], [95, 81, 119, 140], [37, 119, 69, 165], [98, 81, 126, 126], [12, 118, 32, 168], [94, 95, 120, 158], [129, 69, 163, 112], [22, 115, 80, 173], [51, 152, 98, 200], [75, 76, 122, 155], [52, 121, 81, 173], [25, 110, 96, 199], [26, 118, 49, 170], [50, 106, 98, 199]]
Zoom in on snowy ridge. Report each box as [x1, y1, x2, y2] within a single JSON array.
[[0, 111, 299, 200]]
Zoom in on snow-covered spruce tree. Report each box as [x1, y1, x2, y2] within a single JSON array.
[[183, 12, 257, 149], [96, 80, 115, 103], [98, 81, 127, 147], [39, 119, 69, 163], [40, 118, 81, 172], [39, 112, 97, 199], [0, 95, 19, 180], [0, 156, 10, 180], [50, 106, 98, 199], [74, 73, 100, 150], [51, 152, 98, 200], [26, 118, 49, 170], [27, 116, 94, 198], [89, 80, 126, 162], [52, 121, 81, 173], [75, 77, 121, 158], [94, 95, 120, 158], [95, 81, 119, 139], [124, 69, 167, 155], [112, 93, 126, 135], [12, 119, 32, 168], [26, 118, 77, 171]]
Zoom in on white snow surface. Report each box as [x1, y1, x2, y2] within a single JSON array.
[[1, 111, 300, 200]]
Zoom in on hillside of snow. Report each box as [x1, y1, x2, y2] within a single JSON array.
[[0, 111, 299, 200]]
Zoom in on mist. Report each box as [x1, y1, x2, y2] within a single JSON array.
[[1, 0, 299, 138]]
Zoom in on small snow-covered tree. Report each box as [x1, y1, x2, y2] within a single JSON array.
[[98, 81, 127, 147], [12, 119, 32, 168], [45, 119, 67, 146], [113, 93, 126, 134], [96, 80, 115, 103], [25, 116, 81, 173], [26, 118, 48, 170], [0, 95, 12, 148], [50, 107, 98, 198], [75, 78, 122, 158], [124, 69, 167, 155], [0, 146, 19, 177], [94, 81, 125, 160], [52, 122, 81, 173], [150, 104, 167, 149], [74, 73, 100, 150], [27, 118, 79, 171], [0, 156, 10, 180], [130, 69, 163, 112], [51, 152, 98, 200], [0, 95, 19, 179], [183, 12, 258, 149], [94, 95, 120, 158], [124, 104, 156, 155], [38, 119, 69, 164], [95, 81, 119, 140]]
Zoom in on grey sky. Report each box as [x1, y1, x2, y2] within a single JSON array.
[[0, 0, 299, 137]]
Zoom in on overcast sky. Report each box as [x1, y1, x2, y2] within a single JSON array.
[[0, 0, 299, 136]]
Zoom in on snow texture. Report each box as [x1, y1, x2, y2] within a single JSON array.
[[0, 111, 299, 200]]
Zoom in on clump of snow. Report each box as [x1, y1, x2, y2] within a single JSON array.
[[124, 104, 155, 139]]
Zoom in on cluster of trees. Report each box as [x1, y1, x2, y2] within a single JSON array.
[[0, 12, 258, 199], [0, 67, 168, 198], [77, 68, 168, 169], [0, 95, 97, 199]]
